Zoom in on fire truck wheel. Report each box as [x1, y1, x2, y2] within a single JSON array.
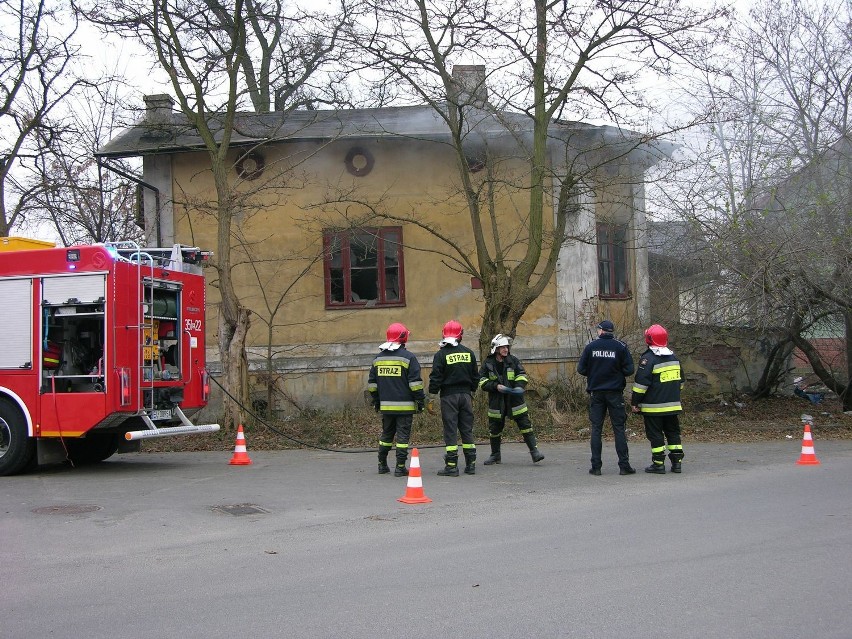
[[64, 434, 121, 466], [0, 399, 36, 477]]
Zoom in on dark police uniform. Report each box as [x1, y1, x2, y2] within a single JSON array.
[[577, 331, 635, 473]]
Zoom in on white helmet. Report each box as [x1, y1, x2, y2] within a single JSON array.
[[490, 333, 512, 354]]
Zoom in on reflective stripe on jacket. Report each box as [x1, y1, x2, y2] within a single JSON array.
[[631, 348, 683, 414], [428, 344, 479, 397], [478, 353, 529, 420], [368, 348, 425, 413]]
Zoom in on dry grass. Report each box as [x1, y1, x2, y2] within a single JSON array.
[[140, 393, 852, 453]]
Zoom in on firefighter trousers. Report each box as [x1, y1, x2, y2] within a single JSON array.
[[642, 413, 684, 464], [440, 393, 476, 451], [488, 411, 537, 451], [379, 413, 413, 465]]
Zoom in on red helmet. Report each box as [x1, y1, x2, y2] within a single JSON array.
[[386, 322, 409, 344], [644, 324, 668, 347], [442, 320, 463, 340]]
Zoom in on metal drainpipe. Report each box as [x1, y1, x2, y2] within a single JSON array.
[[97, 158, 162, 246]]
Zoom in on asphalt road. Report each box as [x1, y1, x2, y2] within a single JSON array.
[[3, 438, 852, 639]]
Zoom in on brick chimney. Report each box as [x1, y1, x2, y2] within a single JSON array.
[[451, 65, 488, 107], [143, 94, 175, 124]]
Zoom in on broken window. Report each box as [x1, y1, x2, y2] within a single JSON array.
[[323, 227, 405, 308]]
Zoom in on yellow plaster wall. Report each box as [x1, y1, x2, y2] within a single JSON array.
[[172, 138, 561, 354]]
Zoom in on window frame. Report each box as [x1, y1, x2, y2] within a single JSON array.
[[322, 226, 406, 309], [596, 222, 631, 299]]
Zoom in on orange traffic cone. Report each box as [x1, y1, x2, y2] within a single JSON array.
[[397, 448, 432, 504], [229, 424, 253, 466], [796, 419, 820, 466]]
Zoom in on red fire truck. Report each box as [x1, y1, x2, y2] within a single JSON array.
[[0, 241, 220, 476]]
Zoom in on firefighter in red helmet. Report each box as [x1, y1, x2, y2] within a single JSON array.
[[478, 334, 544, 465], [368, 322, 425, 476], [631, 324, 685, 474], [428, 320, 479, 476]]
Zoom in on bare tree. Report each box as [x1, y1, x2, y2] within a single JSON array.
[[77, 0, 353, 427], [345, 0, 726, 355], [26, 82, 143, 244], [658, 0, 851, 407], [0, 0, 83, 237]]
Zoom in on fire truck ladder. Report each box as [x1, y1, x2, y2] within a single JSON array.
[[106, 241, 157, 412]]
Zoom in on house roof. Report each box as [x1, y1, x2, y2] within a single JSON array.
[[97, 100, 675, 165]]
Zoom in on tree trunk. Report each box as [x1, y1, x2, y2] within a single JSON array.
[[753, 339, 794, 398], [844, 309, 852, 412], [219, 306, 251, 429], [478, 294, 526, 360], [791, 333, 849, 407], [212, 171, 252, 430]]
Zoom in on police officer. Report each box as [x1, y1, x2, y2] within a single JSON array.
[[428, 320, 479, 476], [577, 320, 636, 475], [368, 322, 425, 476], [631, 324, 685, 474], [478, 334, 544, 465]]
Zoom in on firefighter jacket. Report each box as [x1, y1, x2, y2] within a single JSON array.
[[368, 346, 425, 413], [479, 353, 529, 420], [576, 333, 635, 392], [631, 348, 683, 414], [428, 344, 479, 397]]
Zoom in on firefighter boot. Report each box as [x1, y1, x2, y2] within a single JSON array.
[[524, 433, 545, 463], [645, 452, 666, 474], [463, 450, 476, 475], [437, 453, 459, 477], [669, 451, 683, 473], [378, 445, 392, 474], [394, 449, 409, 477], [483, 438, 501, 465]]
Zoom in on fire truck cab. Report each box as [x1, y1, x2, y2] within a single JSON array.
[[0, 241, 219, 476]]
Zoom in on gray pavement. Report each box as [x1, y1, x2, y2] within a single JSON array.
[[3, 438, 852, 638]]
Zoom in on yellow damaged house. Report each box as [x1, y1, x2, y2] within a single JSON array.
[[98, 71, 671, 410]]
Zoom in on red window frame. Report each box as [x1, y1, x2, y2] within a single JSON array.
[[322, 227, 406, 309], [597, 222, 630, 299]]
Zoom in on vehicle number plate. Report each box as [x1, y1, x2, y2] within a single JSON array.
[[150, 409, 173, 421]]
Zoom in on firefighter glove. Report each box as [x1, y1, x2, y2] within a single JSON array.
[[416, 399, 425, 413]]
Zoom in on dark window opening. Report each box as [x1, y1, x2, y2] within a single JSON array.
[[323, 227, 405, 308], [597, 223, 630, 298]]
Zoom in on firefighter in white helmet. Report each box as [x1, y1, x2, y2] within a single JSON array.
[[428, 320, 479, 476], [368, 322, 426, 476], [478, 333, 544, 465], [631, 324, 685, 474]]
